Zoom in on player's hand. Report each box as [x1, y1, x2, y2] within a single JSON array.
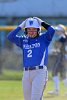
[[19, 20, 26, 28], [33, 17, 44, 25]]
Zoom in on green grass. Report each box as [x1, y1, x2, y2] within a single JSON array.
[[0, 70, 67, 100], [0, 70, 22, 80], [0, 80, 23, 100], [44, 81, 67, 100], [0, 80, 67, 100]]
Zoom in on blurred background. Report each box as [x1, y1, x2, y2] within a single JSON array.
[[0, 0, 67, 100]]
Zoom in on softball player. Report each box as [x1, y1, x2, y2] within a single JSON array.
[[7, 17, 55, 100], [48, 24, 67, 96]]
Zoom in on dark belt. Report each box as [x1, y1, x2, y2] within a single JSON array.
[[24, 66, 44, 71]]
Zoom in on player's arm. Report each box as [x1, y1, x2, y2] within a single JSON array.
[[7, 27, 21, 42], [33, 17, 55, 41], [7, 21, 26, 47], [41, 21, 55, 41]]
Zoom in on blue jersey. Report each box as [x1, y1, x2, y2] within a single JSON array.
[[7, 26, 55, 68]]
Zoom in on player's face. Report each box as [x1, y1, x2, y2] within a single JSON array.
[[57, 31, 63, 34], [27, 28, 38, 38], [55, 30, 64, 36]]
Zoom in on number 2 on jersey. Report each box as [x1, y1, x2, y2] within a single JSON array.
[[27, 50, 32, 57]]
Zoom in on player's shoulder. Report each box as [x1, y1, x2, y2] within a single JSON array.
[[16, 34, 27, 40]]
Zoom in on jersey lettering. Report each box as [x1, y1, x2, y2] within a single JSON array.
[[23, 43, 40, 49], [27, 50, 32, 57]]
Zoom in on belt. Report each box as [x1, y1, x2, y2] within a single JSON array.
[[23, 66, 45, 71]]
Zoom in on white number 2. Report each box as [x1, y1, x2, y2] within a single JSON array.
[[27, 50, 32, 57]]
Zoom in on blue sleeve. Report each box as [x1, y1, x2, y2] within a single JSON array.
[[7, 27, 23, 47], [43, 26, 55, 46]]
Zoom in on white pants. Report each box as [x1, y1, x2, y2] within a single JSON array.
[[22, 66, 48, 100]]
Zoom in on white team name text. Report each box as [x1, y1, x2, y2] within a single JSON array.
[[23, 43, 40, 49]]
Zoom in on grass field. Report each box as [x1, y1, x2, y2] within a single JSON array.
[[0, 80, 67, 100], [0, 70, 67, 100]]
